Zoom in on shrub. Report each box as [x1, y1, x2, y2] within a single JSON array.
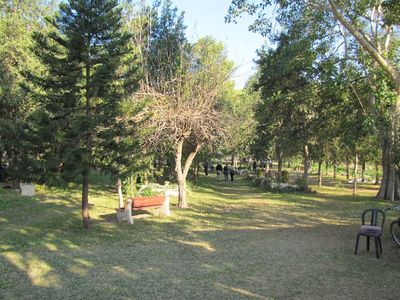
[[280, 170, 289, 183], [263, 176, 275, 189], [294, 177, 306, 191], [254, 176, 264, 186], [136, 186, 157, 197]]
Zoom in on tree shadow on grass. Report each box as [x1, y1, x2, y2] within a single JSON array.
[[1, 175, 399, 299], [2, 219, 400, 299]]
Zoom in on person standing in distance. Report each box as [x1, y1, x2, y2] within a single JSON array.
[[216, 162, 223, 180]]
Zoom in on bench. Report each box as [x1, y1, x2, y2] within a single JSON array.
[[116, 190, 177, 224]]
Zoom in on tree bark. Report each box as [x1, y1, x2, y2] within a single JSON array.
[[375, 162, 379, 185], [361, 160, 366, 182], [175, 139, 202, 208], [333, 161, 337, 179], [353, 152, 358, 196], [117, 177, 124, 209], [345, 161, 350, 180], [277, 152, 283, 174], [82, 53, 92, 229], [318, 160, 322, 188], [376, 138, 400, 201], [303, 144, 309, 192], [82, 170, 90, 229]]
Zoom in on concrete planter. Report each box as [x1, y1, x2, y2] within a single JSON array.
[[20, 183, 35, 196]]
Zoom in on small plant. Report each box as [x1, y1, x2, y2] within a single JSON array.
[[136, 186, 157, 197]]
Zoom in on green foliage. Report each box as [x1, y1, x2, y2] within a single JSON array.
[[26, 0, 139, 185], [145, 0, 188, 84], [280, 170, 289, 183], [294, 177, 306, 189], [0, 1, 54, 182], [252, 27, 321, 163], [136, 186, 157, 197], [219, 87, 259, 159], [230, 0, 392, 177], [383, 0, 400, 25]]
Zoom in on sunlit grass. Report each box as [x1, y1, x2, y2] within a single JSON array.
[[0, 172, 399, 299]]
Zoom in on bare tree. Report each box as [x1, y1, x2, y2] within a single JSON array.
[[137, 38, 234, 207]]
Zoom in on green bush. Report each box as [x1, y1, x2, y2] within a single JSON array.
[[263, 176, 275, 189], [294, 177, 306, 190], [136, 186, 157, 197], [280, 170, 289, 183]]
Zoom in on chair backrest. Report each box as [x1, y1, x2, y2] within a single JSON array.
[[361, 208, 385, 228]]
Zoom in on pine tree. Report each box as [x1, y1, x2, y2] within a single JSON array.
[[28, 0, 138, 228], [0, 1, 53, 186]]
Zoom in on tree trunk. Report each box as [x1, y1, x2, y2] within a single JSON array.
[[361, 160, 366, 182], [175, 139, 202, 208], [318, 160, 322, 188], [333, 161, 337, 179], [277, 154, 283, 174], [82, 170, 90, 229], [177, 175, 187, 206], [157, 149, 165, 183], [303, 144, 309, 192], [353, 152, 358, 196], [117, 177, 124, 209], [376, 138, 400, 201], [82, 57, 92, 229], [375, 163, 379, 185], [129, 176, 134, 197], [325, 162, 329, 176], [345, 161, 350, 180]]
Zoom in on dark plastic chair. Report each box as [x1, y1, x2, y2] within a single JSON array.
[[354, 208, 385, 258]]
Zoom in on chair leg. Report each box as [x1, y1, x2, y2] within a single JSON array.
[[355, 234, 360, 255], [378, 237, 383, 254], [374, 237, 380, 259], [366, 236, 370, 251]]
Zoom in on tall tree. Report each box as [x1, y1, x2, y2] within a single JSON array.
[[27, 0, 138, 228], [227, 0, 400, 200]]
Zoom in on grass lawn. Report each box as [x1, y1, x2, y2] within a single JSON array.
[[1, 173, 399, 299]]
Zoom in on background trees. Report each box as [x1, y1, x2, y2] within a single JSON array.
[[0, 0, 54, 186], [228, 0, 399, 198], [2, 0, 397, 231]]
